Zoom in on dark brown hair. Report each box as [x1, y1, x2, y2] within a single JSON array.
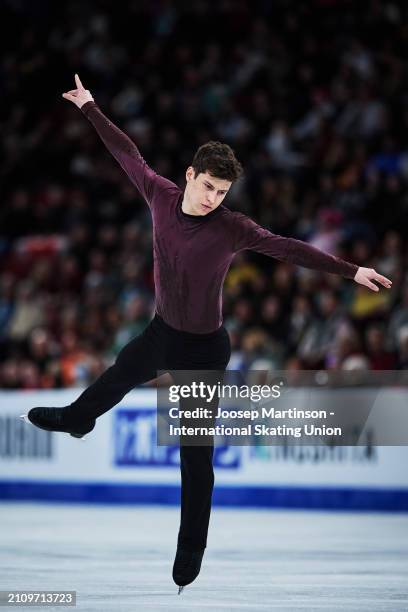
[[191, 141, 243, 182]]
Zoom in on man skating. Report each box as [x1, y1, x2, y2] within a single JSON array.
[[23, 75, 392, 592]]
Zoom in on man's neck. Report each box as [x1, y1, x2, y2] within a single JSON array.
[[181, 195, 200, 216]]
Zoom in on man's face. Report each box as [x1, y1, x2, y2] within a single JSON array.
[[184, 167, 232, 215]]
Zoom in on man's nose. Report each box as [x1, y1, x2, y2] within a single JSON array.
[[207, 193, 217, 204]]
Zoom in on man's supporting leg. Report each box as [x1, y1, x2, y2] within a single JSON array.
[[168, 326, 231, 588], [172, 370, 222, 588]]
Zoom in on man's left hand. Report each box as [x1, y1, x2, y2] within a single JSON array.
[[354, 267, 392, 292]]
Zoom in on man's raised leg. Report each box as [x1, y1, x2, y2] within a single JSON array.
[[25, 320, 164, 436]]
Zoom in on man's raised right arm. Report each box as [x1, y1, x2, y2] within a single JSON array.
[[62, 74, 177, 206]]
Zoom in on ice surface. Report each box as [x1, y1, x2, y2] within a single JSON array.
[[0, 503, 407, 611]]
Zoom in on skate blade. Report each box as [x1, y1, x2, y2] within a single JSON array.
[[20, 415, 87, 440], [178, 586, 184, 595]]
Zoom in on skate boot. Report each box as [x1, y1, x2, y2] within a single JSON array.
[[172, 548, 204, 594], [21, 407, 95, 439]]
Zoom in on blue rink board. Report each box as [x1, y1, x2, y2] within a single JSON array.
[[0, 481, 408, 511]]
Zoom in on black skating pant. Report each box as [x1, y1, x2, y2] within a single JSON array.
[[65, 314, 231, 552]]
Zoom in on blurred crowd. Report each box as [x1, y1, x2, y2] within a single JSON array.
[[1, 0, 408, 389]]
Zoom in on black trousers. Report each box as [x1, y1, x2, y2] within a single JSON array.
[[66, 314, 231, 551]]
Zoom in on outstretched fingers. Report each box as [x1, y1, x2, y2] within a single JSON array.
[[62, 92, 77, 102], [374, 273, 392, 288], [365, 280, 379, 292], [75, 73, 84, 90]]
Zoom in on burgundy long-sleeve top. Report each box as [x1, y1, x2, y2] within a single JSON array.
[[81, 101, 358, 333]]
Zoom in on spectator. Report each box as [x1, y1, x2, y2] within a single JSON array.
[[1, 1, 407, 387]]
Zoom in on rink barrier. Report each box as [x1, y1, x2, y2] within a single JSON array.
[[0, 481, 408, 511], [1, 390, 408, 511]]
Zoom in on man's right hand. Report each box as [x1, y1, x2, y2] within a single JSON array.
[[62, 74, 94, 109]]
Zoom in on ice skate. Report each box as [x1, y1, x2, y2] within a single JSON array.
[[172, 548, 204, 593], [20, 407, 95, 440]]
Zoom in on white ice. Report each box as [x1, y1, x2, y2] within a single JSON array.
[[1, 503, 407, 611]]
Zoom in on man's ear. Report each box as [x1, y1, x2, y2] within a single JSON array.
[[186, 166, 195, 182]]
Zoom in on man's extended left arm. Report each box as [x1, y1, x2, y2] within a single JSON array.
[[232, 213, 392, 292]]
